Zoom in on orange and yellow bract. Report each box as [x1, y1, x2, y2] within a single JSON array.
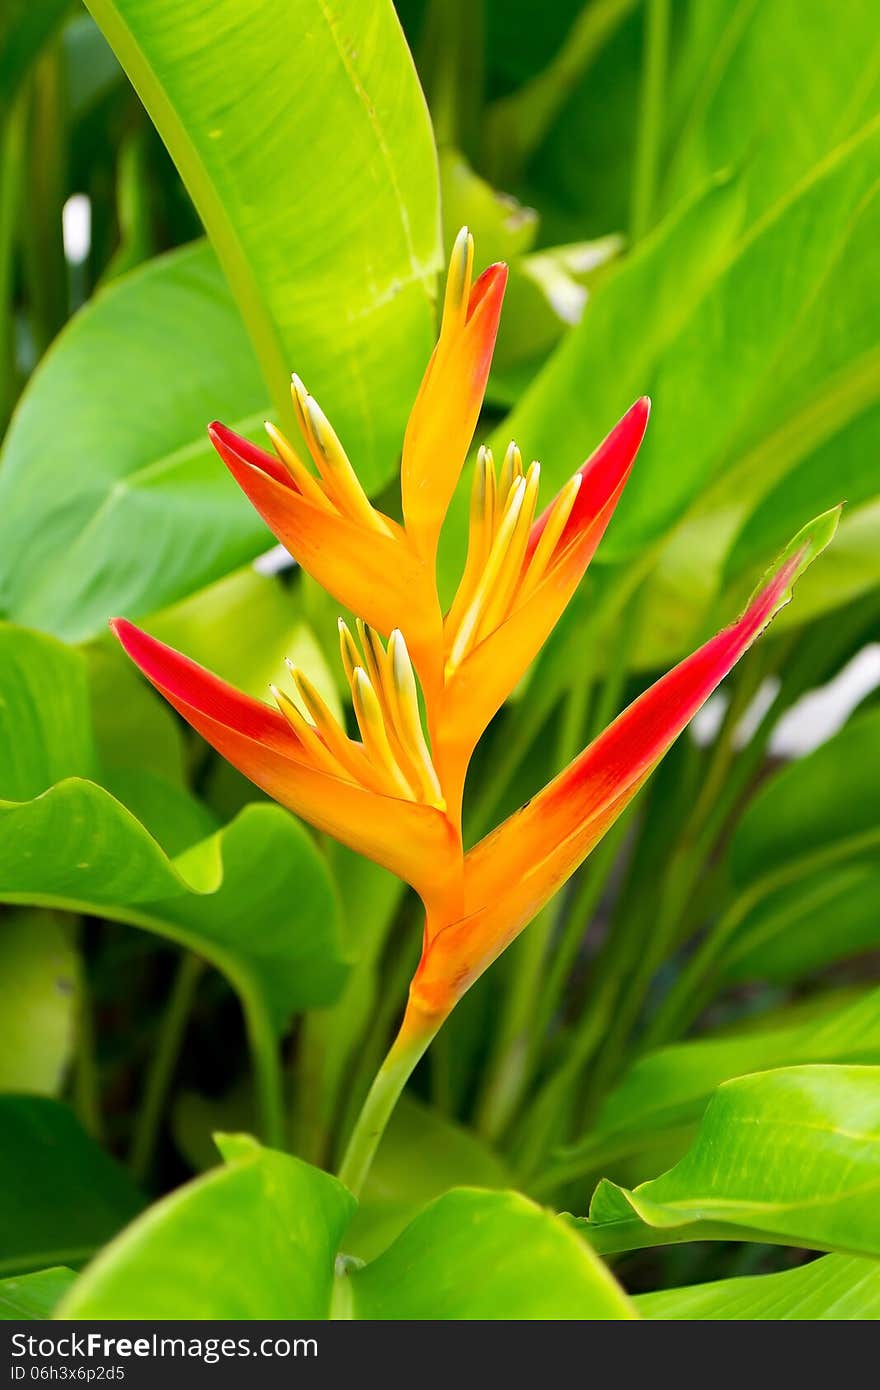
[[113, 227, 837, 1051]]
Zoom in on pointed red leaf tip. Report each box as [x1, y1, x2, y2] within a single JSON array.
[[526, 397, 651, 561], [208, 421, 295, 490]]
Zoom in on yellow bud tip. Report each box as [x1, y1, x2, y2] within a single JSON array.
[[443, 227, 475, 327]]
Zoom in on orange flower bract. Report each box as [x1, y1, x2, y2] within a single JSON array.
[[113, 228, 838, 1047]]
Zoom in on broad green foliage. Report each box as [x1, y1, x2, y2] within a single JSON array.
[[636, 1254, 880, 1321], [0, 626, 94, 799], [150, 566, 343, 712], [500, 121, 880, 569], [81, 0, 441, 478], [0, 1097, 143, 1276], [0, 1267, 75, 1320], [583, 1067, 880, 1257], [1, 0, 443, 640], [58, 1137, 635, 1320], [556, 988, 880, 1180], [0, 245, 271, 641], [348, 1187, 637, 1319], [59, 1136, 355, 1318]]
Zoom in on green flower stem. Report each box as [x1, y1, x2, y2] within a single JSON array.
[[337, 1017, 439, 1198], [335, 923, 420, 1152], [129, 952, 204, 1182], [237, 979, 286, 1151]]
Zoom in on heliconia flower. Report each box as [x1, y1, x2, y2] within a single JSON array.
[[111, 226, 839, 1186], [208, 226, 506, 698], [110, 617, 462, 919], [402, 506, 841, 1032]]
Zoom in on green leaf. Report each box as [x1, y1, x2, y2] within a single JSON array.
[[345, 1096, 511, 1260], [86, 641, 186, 789], [565, 987, 880, 1178], [723, 862, 880, 985], [0, 624, 347, 1032], [0, 789, 347, 1032], [665, 0, 880, 226], [0, 244, 272, 641], [635, 1253, 880, 1321], [84, 0, 440, 481], [0, 1268, 75, 1320], [730, 705, 880, 887], [582, 1066, 880, 1257], [98, 769, 219, 858], [347, 1187, 637, 1319], [59, 1135, 354, 1318], [506, 119, 880, 566], [0, 910, 77, 1095], [0, 626, 94, 799], [0, 1097, 143, 1276]]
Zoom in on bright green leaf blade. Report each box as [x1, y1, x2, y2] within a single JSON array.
[[58, 1137, 354, 1318], [100, 769, 219, 858], [84, 0, 440, 479], [0, 244, 272, 641], [0, 788, 347, 1030], [0, 910, 77, 1095], [0, 1267, 76, 1320], [562, 987, 880, 1179], [0, 1098, 143, 1276], [664, 0, 880, 227], [582, 1066, 880, 1257], [635, 1253, 880, 1321], [723, 862, 880, 985], [0, 626, 94, 799], [500, 118, 880, 567], [348, 1188, 637, 1319]]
